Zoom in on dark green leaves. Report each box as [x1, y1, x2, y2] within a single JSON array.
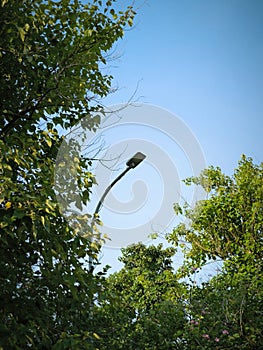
[[0, 0, 136, 348], [0, 0, 136, 138], [167, 156, 263, 349]]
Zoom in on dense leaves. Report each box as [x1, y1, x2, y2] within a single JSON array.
[[0, 0, 135, 135], [95, 243, 187, 350], [0, 0, 135, 348], [168, 156, 263, 349], [169, 156, 263, 273], [1, 1, 262, 348]]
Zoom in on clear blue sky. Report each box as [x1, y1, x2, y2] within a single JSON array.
[[83, 0, 263, 273], [105, 0, 263, 172]]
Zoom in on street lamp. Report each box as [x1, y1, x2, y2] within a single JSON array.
[[89, 152, 146, 271], [93, 152, 146, 217]]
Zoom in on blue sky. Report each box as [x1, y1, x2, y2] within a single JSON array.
[[105, 0, 263, 172], [83, 0, 263, 273]]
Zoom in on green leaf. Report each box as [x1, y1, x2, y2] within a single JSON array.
[[45, 138, 52, 147], [18, 26, 26, 42], [13, 209, 25, 219]]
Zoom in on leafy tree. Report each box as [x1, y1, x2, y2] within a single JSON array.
[[182, 272, 262, 350], [0, 0, 134, 134], [0, 0, 135, 348], [95, 243, 187, 350], [168, 156, 263, 349]]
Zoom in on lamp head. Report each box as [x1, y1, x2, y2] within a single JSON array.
[[126, 152, 146, 169]]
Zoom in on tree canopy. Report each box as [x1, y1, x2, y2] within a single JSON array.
[[89, 156, 263, 349], [0, 0, 135, 348], [1, 1, 262, 349], [167, 155, 263, 349], [93, 243, 186, 350]]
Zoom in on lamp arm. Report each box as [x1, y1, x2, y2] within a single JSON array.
[[93, 166, 131, 218]]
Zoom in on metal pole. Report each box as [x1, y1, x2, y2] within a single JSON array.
[[93, 167, 131, 218], [88, 152, 146, 272], [88, 167, 131, 272]]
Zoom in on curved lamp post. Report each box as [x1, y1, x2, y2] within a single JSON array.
[[93, 152, 146, 217], [89, 152, 146, 271]]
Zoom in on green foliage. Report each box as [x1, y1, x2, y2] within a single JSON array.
[[95, 243, 187, 349], [0, 0, 135, 348], [184, 272, 263, 349], [168, 155, 263, 349], [1, 5, 261, 349], [0, 0, 135, 134], [111, 243, 182, 311], [91, 157, 262, 349], [169, 156, 263, 273]]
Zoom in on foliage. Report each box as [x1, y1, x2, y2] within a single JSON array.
[[169, 156, 263, 273], [183, 272, 263, 349], [1, 3, 262, 349], [95, 243, 187, 349], [168, 155, 263, 349], [0, 0, 135, 134], [0, 0, 135, 348]]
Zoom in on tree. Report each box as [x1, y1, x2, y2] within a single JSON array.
[[168, 156, 263, 349], [95, 243, 187, 350], [0, 0, 135, 348]]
